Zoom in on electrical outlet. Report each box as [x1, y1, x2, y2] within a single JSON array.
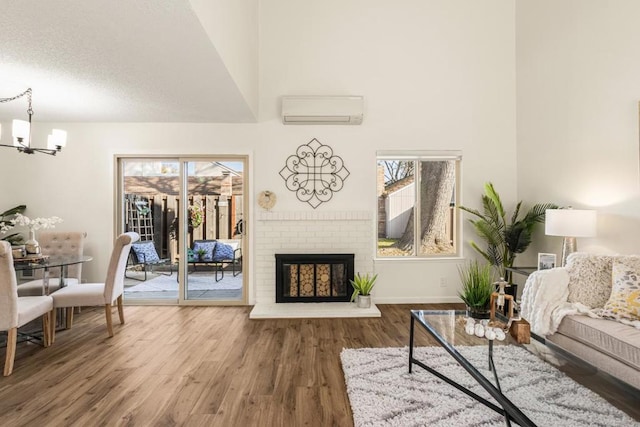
[[439, 277, 447, 288]]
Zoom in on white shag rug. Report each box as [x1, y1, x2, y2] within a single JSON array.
[[340, 345, 639, 427], [125, 272, 242, 292]]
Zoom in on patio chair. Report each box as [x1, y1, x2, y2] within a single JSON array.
[[212, 239, 242, 282], [126, 240, 173, 281]]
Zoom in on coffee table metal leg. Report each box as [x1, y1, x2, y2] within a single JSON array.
[[489, 340, 493, 371], [409, 315, 415, 373], [488, 341, 511, 426]]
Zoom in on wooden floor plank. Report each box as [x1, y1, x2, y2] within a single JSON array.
[[0, 303, 637, 426]]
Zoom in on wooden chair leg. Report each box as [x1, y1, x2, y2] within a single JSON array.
[[51, 309, 57, 344], [105, 304, 114, 337], [117, 296, 125, 324], [4, 328, 17, 376], [65, 307, 74, 329], [42, 313, 51, 348]]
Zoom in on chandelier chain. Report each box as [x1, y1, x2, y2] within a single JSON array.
[[0, 88, 33, 114]]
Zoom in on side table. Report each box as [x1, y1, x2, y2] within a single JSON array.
[[503, 266, 539, 314], [505, 266, 537, 280]]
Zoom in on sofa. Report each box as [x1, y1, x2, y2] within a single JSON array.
[[521, 252, 640, 390]]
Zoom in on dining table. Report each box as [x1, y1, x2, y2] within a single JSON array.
[[13, 254, 93, 295]]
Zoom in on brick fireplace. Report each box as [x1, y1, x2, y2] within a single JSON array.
[[249, 210, 380, 318]]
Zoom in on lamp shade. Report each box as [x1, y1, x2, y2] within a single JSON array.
[[47, 129, 67, 149], [545, 209, 597, 237], [12, 119, 30, 146]]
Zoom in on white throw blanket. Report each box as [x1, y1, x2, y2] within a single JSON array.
[[520, 268, 596, 336]]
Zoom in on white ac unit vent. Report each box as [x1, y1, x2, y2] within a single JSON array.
[[281, 96, 363, 125]]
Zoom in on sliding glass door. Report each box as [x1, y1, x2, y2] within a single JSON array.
[[118, 156, 247, 305], [183, 160, 245, 302]]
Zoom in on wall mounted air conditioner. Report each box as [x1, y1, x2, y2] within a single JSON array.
[[281, 96, 364, 125]]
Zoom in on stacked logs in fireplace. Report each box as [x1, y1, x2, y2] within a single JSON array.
[[275, 254, 354, 303]]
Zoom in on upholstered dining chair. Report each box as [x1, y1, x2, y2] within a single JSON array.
[[17, 231, 87, 297], [0, 241, 54, 376], [49, 232, 139, 342]]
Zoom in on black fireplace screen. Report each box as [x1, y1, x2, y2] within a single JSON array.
[[275, 254, 354, 303]]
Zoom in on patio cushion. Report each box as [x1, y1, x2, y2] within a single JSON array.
[[212, 242, 234, 262], [193, 241, 216, 262], [131, 241, 161, 263]]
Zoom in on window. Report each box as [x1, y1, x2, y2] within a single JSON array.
[[376, 151, 461, 258]]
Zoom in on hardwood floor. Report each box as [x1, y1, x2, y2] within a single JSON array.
[[0, 304, 637, 426]]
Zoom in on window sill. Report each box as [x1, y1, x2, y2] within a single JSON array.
[[374, 256, 464, 263]]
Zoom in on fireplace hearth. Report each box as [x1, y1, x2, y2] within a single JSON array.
[[275, 254, 354, 303]]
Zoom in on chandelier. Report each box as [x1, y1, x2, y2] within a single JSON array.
[[0, 88, 67, 155]]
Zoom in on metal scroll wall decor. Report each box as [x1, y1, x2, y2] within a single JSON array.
[[279, 138, 350, 209]]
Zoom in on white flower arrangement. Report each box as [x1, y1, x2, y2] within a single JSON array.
[[0, 222, 12, 234], [11, 213, 63, 231]]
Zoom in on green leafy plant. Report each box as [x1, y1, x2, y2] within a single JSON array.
[[195, 248, 207, 260], [135, 200, 151, 216], [169, 202, 204, 240], [459, 183, 557, 278], [457, 260, 494, 309], [350, 272, 378, 302], [189, 203, 204, 229], [0, 205, 27, 245]]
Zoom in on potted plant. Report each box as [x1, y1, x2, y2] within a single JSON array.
[[0, 205, 27, 245], [457, 260, 494, 319], [350, 272, 378, 308], [459, 182, 557, 281], [195, 248, 207, 262]]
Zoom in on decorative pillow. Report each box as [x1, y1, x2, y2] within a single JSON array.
[[565, 253, 640, 308], [192, 241, 216, 262], [601, 261, 640, 322], [566, 253, 615, 308], [132, 241, 160, 263], [212, 242, 234, 262]]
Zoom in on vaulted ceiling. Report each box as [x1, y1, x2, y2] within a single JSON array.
[[0, 1, 256, 122]]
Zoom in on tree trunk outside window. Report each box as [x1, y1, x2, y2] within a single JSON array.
[[397, 160, 455, 254]]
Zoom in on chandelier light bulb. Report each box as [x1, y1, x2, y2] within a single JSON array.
[[47, 129, 67, 149], [12, 119, 30, 146], [52, 129, 67, 147]]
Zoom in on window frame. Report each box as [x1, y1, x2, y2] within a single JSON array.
[[375, 150, 462, 260]]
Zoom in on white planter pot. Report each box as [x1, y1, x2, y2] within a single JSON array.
[[357, 295, 371, 308]]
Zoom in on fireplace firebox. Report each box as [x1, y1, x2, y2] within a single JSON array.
[[275, 254, 354, 303]]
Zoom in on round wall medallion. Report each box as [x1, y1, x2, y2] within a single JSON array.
[[258, 191, 277, 211]]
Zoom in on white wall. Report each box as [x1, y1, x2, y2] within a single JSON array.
[[0, 0, 518, 304], [259, 0, 517, 303], [189, 0, 259, 117], [516, 0, 640, 263]]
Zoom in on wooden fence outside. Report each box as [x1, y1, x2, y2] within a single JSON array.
[[125, 194, 243, 260]]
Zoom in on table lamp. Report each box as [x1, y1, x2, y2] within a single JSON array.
[[545, 208, 597, 266]]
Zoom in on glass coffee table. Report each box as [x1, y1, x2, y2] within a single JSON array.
[[409, 310, 537, 427]]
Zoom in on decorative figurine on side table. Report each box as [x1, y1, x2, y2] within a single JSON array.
[[490, 278, 515, 321]]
